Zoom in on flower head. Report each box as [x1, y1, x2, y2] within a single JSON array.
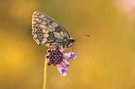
[[45, 46, 76, 76]]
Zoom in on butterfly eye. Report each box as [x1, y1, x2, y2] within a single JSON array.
[[70, 39, 75, 43], [71, 39, 74, 42]]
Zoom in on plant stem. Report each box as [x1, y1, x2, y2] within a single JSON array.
[[43, 58, 47, 89]]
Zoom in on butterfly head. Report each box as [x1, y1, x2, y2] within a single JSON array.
[[65, 38, 76, 48]]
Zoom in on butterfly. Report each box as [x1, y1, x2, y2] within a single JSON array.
[[32, 11, 75, 48]]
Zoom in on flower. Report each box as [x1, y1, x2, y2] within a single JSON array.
[[45, 46, 76, 76]]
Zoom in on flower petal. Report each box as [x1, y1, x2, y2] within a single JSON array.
[[47, 61, 51, 66], [45, 45, 76, 76], [62, 60, 69, 67], [57, 66, 67, 76], [71, 52, 77, 59], [55, 45, 60, 50], [45, 55, 50, 58], [56, 60, 69, 67], [64, 52, 76, 60], [47, 49, 52, 53]]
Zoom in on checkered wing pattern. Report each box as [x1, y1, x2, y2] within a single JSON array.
[[32, 11, 71, 48]]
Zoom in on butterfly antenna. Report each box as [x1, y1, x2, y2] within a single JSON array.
[[70, 34, 90, 59], [75, 34, 90, 41]]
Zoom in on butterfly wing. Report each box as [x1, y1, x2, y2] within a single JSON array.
[[32, 11, 70, 47]]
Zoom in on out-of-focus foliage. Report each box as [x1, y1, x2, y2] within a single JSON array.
[[0, 0, 135, 89]]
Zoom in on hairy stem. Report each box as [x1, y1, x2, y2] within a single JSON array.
[[43, 58, 47, 89]]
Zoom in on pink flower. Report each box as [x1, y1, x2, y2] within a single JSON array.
[[45, 46, 76, 76]]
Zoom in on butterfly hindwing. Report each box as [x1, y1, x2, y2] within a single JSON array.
[[32, 11, 70, 47]]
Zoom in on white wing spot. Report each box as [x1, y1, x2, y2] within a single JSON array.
[[42, 30, 48, 34], [63, 32, 69, 38], [33, 34, 37, 38], [41, 21, 46, 25], [32, 21, 36, 25], [43, 33, 49, 37], [32, 17, 36, 21], [42, 18, 47, 21], [49, 25, 55, 31], [45, 27, 55, 31], [60, 31, 64, 37], [54, 32, 63, 39], [40, 15, 45, 18], [51, 22, 58, 27], [36, 18, 39, 21], [42, 38, 47, 44], [39, 24, 46, 29], [35, 39, 40, 45]]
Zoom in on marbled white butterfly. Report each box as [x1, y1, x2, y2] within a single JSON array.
[[32, 11, 75, 48]]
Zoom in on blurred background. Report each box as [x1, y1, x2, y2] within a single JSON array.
[[0, 0, 135, 89]]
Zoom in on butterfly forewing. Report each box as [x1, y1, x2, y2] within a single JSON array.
[[32, 11, 71, 48]]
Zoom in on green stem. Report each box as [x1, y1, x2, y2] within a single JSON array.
[[43, 58, 47, 89]]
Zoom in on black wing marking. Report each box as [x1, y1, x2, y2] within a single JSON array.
[[32, 11, 70, 47]]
